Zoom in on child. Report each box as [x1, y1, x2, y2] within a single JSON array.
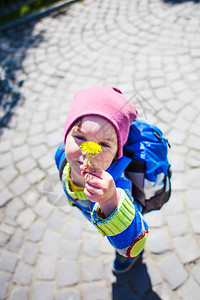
[[55, 86, 148, 273]]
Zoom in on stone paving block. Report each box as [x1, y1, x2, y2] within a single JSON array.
[[0, 232, 9, 247], [172, 234, 200, 264], [158, 253, 187, 290], [34, 199, 53, 219], [40, 230, 60, 255], [144, 210, 163, 228], [31, 144, 49, 160], [38, 153, 54, 170], [100, 237, 115, 255], [33, 283, 53, 300], [48, 211, 66, 232], [171, 173, 187, 191], [0, 250, 18, 272], [55, 289, 80, 300], [191, 262, 200, 285], [59, 239, 81, 260], [22, 242, 38, 265], [0, 273, 11, 300], [163, 193, 184, 215], [13, 262, 32, 285], [190, 211, 200, 234], [187, 169, 200, 188], [166, 214, 189, 237], [148, 232, 171, 254], [167, 129, 186, 145], [0, 188, 13, 207], [16, 208, 36, 230], [7, 229, 24, 252], [28, 133, 46, 146], [0, 223, 15, 236], [186, 189, 200, 209], [12, 145, 30, 162], [83, 235, 102, 257], [27, 220, 46, 242], [57, 260, 79, 287], [170, 154, 185, 172], [9, 176, 29, 196], [10, 288, 29, 300], [35, 254, 56, 280], [22, 189, 40, 207], [0, 153, 12, 169], [81, 258, 104, 282], [0, 166, 18, 185], [145, 258, 162, 286], [177, 278, 200, 300], [16, 157, 37, 174], [64, 218, 82, 239], [80, 281, 110, 300], [5, 198, 24, 218]]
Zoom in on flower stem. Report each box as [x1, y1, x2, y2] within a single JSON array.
[[86, 154, 91, 165]]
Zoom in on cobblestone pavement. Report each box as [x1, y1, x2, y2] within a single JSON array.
[[0, 0, 200, 299]]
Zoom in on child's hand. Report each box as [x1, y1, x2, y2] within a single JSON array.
[[81, 165, 120, 217]]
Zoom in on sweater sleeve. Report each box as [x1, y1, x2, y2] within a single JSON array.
[[91, 188, 148, 258]]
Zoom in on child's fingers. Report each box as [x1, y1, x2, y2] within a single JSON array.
[[84, 173, 101, 187], [81, 166, 103, 179], [84, 184, 103, 202]]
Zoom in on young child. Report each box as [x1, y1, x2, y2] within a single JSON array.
[[55, 86, 148, 273]]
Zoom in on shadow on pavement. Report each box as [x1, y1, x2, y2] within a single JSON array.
[[112, 257, 161, 300], [0, 21, 45, 131]]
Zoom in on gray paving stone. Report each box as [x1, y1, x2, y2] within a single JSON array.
[[0, 188, 13, 207], [190, 211, 200, 234], [170, 154, 185, 172], [27, 167, 46, 184], [144, 210, 163, 228], [172, 235, 200, 264], [0, 153, 12, 169], [0, 232, 9, 247], [31, 144, 49, 160], [0, 273, 11, 300], [59, 239, 81, 260], [191, 262, 200, 285], [83, 235, 102, 257], [0, 223, 15, 236], [16, 208, 36, 230], [40, 230, 60, 255], [16, 157, 37, 174], [12, 145, 30, 162], [64, 218, 82, 239], [0, 250, 18, 272], [166, 214, 189, 237], [34, 199, 53, 219], [6, 198, 24, 219], [158, 253, 187, 290], [164, 193, 185, 215], [10, 288, 29, 300], [171, 173, 187, 191], [178, 278, 200, 300], [35, 254, 56, 280], [80, 281, 110, 300], [22, 189, 39, 207], [55, 289, 80, 300], [186, 189, 200, 209], [33, 283, 53, 300], [38, 153, 54, 170], [187, 169, 200, 188], [48, 211, 66, 232], [145, 258, 162, 286], [13, 262, 32, 285], [27, 220, 46, 242], [22, 242, 38, 265], [7, 229, 24, 252], [57, 260, 79, 287], [148, 232, 171, 254], [0, 166, 18, 185], [9, 176, 29, 196], [81, 258, 104, 282]]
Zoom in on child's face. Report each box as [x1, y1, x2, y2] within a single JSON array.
[[65, 115, 118, 185]]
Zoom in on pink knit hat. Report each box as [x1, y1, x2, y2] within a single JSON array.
[[64, 86, 137, 159]]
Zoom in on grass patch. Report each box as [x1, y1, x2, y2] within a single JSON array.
[[0, 0, 64, 26]]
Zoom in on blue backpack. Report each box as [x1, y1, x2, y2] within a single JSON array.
[[107, 120, 172, 213]]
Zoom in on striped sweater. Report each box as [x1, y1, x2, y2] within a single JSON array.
[[55, 143, 148, 258]]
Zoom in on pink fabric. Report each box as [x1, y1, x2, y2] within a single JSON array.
[[64, 86, 137, 158]]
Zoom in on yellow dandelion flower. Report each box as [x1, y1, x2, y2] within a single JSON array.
[[80, 141, 102, 165]]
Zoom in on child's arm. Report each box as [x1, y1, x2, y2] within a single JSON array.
[[81, 165, 148, 258]]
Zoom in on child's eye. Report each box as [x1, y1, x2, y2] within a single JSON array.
[[99, 142, 110, 148], [75, 135, 86, 141]]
